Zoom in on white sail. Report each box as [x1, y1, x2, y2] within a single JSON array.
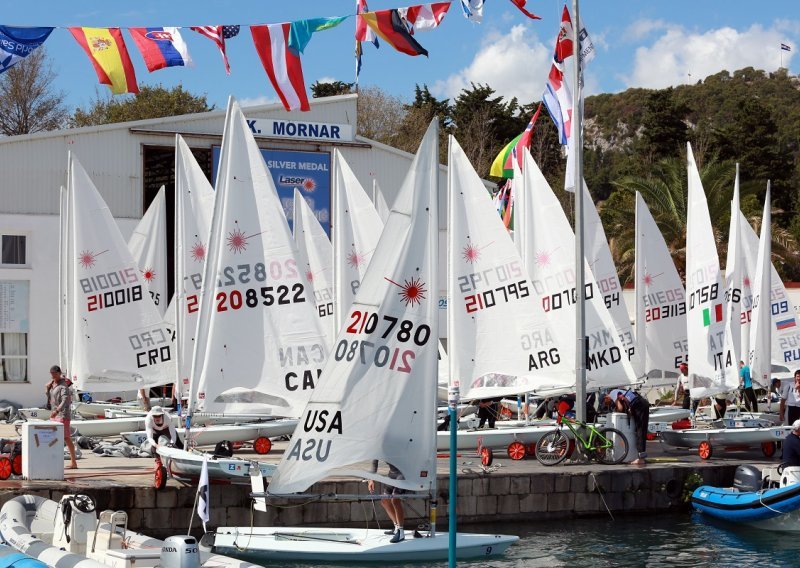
[[174, 135, 215, 402], [372, 179, 391, 224], [739, 212, 800, 368], [332, 149, 385, 331], [68, 155, 174, 391], [722, 165, 743, 387], [189, 99, 327, 416], [515, 148, 637, 390], [633, 191, 688, 373], [448, 137, 570, 400], [685, 143, 735, 397], [269, 120, 440, 495], [582, 180, 641, 375], [293, 188, 335, 347], [748, 187, 772, 387], [128, 186, 168, 316]]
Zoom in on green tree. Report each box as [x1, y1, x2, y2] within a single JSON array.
[[639, 88, 687, 160], [310, 80, 354, 98], [72, 85, 213, 127], [0, 48, 68, 135]]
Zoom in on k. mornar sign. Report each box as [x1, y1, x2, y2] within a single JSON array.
[[247, 118, 354, 142]]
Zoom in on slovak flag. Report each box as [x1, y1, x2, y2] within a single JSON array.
[[129, 27, 192, 71]]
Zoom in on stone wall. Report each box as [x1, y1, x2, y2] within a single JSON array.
[[0, 463, 738, 539]]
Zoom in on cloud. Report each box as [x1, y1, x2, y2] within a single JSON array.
[[239, 95, 280, 108], [623, 19, 669, 41], [315, 76, 338, 84], [431, 24, 552, 103], [624, 22, 795, 89]]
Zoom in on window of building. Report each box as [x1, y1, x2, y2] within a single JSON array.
[[0, 280, 29, 382], [1, 235, 26, 266]]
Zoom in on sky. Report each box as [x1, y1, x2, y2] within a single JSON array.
[[4, 0, 798, 112]]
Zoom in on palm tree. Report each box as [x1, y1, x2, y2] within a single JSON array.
[[601, 152, 742, 283]]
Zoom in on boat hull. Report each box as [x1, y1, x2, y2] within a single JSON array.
[[660, 426, 789, 448], [157, 446, 275, 482], [436, 424, 563, 451], [692, 483, 800, 528], [211, 527, 517, 562], [122, 420, 298, 447]]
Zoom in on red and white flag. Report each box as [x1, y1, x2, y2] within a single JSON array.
[[190, 25, 239, 74], [251, 23, 310, 112], [399, 3, 451, 33], [509, 0, 541, 20]]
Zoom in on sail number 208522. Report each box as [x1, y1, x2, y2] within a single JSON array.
[[215, 284, 305, 311]]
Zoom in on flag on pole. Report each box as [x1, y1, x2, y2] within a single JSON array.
[[781, 43, 791, 51], [69, 27, 139, 94], [399, 3, 451, 33], [356, 0, 379, 81], [190, 25, 239, 74], [489, 103, 542, 178], [509, 0, 541, 20], [128, 27, 192, 71], [197, 454, 210, 531], [459, 0, 485, 22], [251, 18, 345, 112], [0, 26, 53, 74], [361, 9, 429, 56]]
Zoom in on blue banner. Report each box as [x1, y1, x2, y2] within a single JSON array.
[[212, 147, 331, 234], [0, 27, 54, 74]]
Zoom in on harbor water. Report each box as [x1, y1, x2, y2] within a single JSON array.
[[250, 512, 800, 567]]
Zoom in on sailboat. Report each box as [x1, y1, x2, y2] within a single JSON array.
[[661, 150, 783, 457], [128, 185, 169, 316], [65, 155, 174, 393], [514, 148, 638, 393], [206, 121, 517, 562], [293, 187, 335, 347]]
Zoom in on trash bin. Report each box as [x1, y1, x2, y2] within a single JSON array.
[[22, 422, 64, 480], [608, 412, 636, 463]]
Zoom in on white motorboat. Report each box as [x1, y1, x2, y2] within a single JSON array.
[[0, 494, 259, 568]]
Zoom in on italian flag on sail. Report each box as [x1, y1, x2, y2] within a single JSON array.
[[703, 303, 723, 327]]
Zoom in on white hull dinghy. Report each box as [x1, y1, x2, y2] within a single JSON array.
[[661, 425, 791, 459], [156, 446, 275, 486], [0, 494, 259, 568], [122, 419, 297, 448], [209, 526, 517, 563]]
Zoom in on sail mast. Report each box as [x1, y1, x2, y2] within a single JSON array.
[[572, 0, 586, 420]]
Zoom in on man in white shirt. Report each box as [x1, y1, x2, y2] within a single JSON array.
[[779, 371, 800, 425]]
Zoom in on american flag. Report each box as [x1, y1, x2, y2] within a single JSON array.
[[190, 25, 240, 74]]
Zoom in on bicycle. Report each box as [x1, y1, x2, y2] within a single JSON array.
[[535, 409, 629, 465]]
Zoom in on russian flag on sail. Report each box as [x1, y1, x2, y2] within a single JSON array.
[[129, 27, 191, 71], [776, 317, 797, 330], [702, 303, 724, 327]]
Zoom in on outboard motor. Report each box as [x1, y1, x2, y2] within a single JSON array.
[[160, 535, 201, 568], [733, 465, 762, 492]]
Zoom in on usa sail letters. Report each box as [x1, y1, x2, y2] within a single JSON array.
[[285, 404, 342, 462]]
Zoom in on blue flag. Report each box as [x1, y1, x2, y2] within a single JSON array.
[[0, 26, 54, 74]]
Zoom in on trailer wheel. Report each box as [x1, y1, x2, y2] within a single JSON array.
[[507, 441, 526, 461], [0, 457, 11, 480], [698, 441, 713, 460], [525, 443, 537, 456], [154, 464, 168, 490], [254, 437, 272, 455], [480, 447, 493, 467], [11, 454, 22, 476], [761, 441, 777, 458]]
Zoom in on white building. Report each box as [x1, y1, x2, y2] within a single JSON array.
[[0, 94, 450, 407]]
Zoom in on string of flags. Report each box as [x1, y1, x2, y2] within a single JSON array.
[[0, 0, 542, 111]]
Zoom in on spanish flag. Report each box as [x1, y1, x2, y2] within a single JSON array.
[[361, 9, 428, 57], [70, 27, 139, 94]]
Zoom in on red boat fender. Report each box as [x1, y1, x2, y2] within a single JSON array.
[[672, 418, 691, 430]]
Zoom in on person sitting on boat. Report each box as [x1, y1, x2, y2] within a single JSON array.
[[144, 406, 182, 452], [782, 419, 800, 468], [739, 361, 758, 413], [606, 389, 650, 465], [367, 461, 407, 543]]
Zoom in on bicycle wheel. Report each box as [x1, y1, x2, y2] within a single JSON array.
[[535, 430, 570, 466], [593, 427, 629, 465]]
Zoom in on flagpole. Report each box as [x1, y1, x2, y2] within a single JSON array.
[[572, 0, 586, 422]]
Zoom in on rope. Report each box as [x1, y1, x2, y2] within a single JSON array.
[[757, 490, 786, 515], [590, 472, 614, 521]]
